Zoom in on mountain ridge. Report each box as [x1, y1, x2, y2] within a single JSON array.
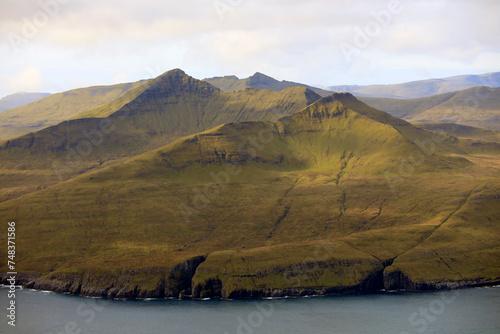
[[2, 70, 499, 140], [0, 70, 321, 155], [0, 69, 321, 201], [205, 72, 333, 97], [359, 86, 500, 130], [330, 72, 500, 99]]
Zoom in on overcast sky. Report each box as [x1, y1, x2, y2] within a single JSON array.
[[0, 0, 499, 97]]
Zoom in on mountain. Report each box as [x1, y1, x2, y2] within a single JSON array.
[[0, 70, 321, 163], [205, 72, 333, 97], [414, 123, 500, 143], [0, 81, 149, 140], [359, 87, 500, 130], [330, 72, 500, 99], [4, 71, 498, 141], [0, 69, 321, 201], [1, 92, 498, 299], [0, 92, 51, 112]]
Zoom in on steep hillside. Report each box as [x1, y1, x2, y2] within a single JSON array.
[[0, 70, 321, 160], [205, 72, 332, 97], [0, 69, 321, 201], [330, 72, 500, 99], [360, 87, 500, 130], [1, 93, 498, 299], [0, 92, 51, 112], [0, 81, 149, 140]]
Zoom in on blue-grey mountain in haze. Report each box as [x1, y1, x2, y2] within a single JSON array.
[[329, 72, 500, 99], [0, 92, 50, 112]]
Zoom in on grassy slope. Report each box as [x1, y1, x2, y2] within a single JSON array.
[[1, 94, 498, 298], [0, 81, 148, 140], [387, 181, 500, 286], [360, 87, 500, 130], [1, 70, 321, 158], [0, 70, 320, 202]]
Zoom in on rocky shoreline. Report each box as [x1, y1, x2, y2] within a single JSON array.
[[2, 267, 498, 301]]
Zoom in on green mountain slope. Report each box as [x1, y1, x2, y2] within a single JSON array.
[[205, 72, 333, 97], [1, 93, 498, 299], [330, 72, 500, 99], [0, 69, 320, 201], [0, 70, 320, 161], [359, 87, 500, 130], [0, 81, 149, 140], [0, 92, 51, 113]]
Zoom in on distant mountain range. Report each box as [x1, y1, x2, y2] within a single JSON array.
[[207, 72, 500, 130], [0, 92, 50, 112], [414, 122, 500, 143], [329, 72, 500, 99], [206, 72, 500, 99], [0, 69, 499, 299], [359, 86, 500, 130]]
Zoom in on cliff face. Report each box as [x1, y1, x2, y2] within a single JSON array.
[[2, 258, 496, 300], [1, 256, 207, 299], [383, 266, 500, 292], [190, 242, 387, 299]]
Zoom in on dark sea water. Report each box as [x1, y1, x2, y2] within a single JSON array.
[[0, 286, 499, 334]]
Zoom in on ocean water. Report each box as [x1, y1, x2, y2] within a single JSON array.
[[0, 286, 499, 334]]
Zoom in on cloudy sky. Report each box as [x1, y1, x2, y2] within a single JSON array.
[[0, 0, 499, 97]]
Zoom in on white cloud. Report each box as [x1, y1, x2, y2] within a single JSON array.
[[8, 66, 43, 92], [0, 0, 498, 96]]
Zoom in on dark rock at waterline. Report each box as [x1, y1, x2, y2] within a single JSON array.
[[1, 262, 498, 300]]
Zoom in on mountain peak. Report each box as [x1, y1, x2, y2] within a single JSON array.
[[324, 92, 356, 101], [168, 68, 185, 74], [151, 69, 219, 93], [247, 72, 281, 88], [290, 92, 411, 131], [156, 68, 187, 79], [249, 72, 276, 81], [301, 92, 360, 114], [251, 71, 271, 77]]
